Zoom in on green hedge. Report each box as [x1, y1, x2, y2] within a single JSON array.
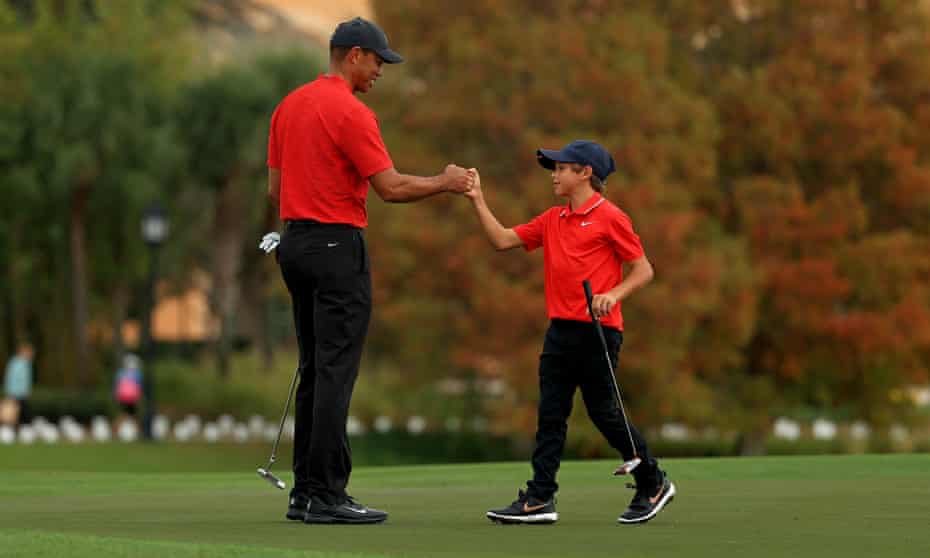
[[26, 388, 116, 422]]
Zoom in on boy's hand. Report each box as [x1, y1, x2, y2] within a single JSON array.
[[444, 164, 474, 193], [591, 292, 620, 319], [464, 168, 483, 202]]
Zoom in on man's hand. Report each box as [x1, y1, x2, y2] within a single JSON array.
[[464, 168, 483, 202], [259, 232, 280, 254], [444, 164, 474, 194], [590, 292, 620, 319]]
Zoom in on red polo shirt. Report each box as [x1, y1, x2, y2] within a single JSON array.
[[513, 193, 644, 331], [267, 74, 393, 228]]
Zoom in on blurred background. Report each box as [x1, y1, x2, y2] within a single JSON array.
[[1, 0, 929, 462]]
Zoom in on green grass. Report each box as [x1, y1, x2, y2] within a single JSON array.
[[1, 445, 929, 557]]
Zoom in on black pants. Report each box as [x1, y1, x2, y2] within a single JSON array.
[[277, 221, 371, 505], [526, 319, 658, 501], [17, 398, 29, 425]]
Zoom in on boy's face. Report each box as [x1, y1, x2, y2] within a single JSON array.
[[551, 162, 592, 197]]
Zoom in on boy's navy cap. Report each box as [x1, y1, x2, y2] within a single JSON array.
[[330, 17, 404, 64], [537, 140, 617, 181]]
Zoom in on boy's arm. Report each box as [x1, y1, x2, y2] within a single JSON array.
[[464, 169, 524, 251], [590, 256, 654, 318]]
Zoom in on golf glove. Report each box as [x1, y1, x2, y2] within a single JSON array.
[[259, 232, 280, 254]]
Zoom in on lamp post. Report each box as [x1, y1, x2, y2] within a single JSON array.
[[140, 202, 168, 440]]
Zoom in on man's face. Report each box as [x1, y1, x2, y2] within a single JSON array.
[[349, 48, 385, 93], [551, 162, 592, 197]]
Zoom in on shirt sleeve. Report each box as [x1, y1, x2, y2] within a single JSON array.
[[513, 210, 548, 252], [608, 210, 645, 261], [340, 106, 394, 178], [267, 104, 281, 169]]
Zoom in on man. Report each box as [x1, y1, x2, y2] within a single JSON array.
[[262, 17, 473, 525], [3, 342, 34, 426], [464, 141, 675, 525]]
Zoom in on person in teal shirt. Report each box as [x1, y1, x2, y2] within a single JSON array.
[[4, 342, 34, 425]]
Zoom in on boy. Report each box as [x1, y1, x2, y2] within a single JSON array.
[[465, 140, 675, 525]]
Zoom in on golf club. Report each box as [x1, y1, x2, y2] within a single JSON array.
[[582, 280, 641, 476], [256, 366, 299, 490]]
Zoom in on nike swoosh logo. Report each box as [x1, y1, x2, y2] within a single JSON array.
[[347, 507, 368, 514], [649, 485, 666, 505], [522, 502, 547, 513], [581, 221, 594, 227], [327, 242, 339, 247]]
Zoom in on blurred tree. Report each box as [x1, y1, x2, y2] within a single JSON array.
[[1, 0, 191, 386], [176, 49, 323, 378], [677, 0, 930, 438]]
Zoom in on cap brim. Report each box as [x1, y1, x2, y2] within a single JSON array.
[[376, 48, 404, 64], [536, 148, 574, 170]]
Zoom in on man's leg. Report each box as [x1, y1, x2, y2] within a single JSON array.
[[277, 229, 318, 505], [289, 285, 317, 496], [306, 229, 372, 505]]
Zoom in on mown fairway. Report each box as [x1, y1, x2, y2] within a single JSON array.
[[1, 446, 928, 558]]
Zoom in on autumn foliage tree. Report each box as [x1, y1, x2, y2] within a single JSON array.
[[372, 0, 756, 441], [368, 0, 930, 449]]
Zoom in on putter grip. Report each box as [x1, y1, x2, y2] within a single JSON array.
[[582, 280, 596, 319], [582, 280, 610, 347]]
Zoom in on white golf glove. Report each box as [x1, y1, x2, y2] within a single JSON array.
[[259, 232, 280, 254]]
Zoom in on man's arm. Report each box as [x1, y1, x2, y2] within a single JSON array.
[[369, 165, 473, 203], [590, 256, 654, 318], [464, 169, 523, 251], [268, 167, 281, 207]]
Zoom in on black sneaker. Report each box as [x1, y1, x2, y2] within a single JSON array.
[[286, 490, 309, 521], [303, 495, 388, 524], [618, 470, 676, 524], [486, 489, 558, 524]]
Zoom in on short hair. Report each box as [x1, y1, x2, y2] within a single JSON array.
[[330, 46, 375, 64], [330, 45, 352, 63], [568, 163, 606, 193]]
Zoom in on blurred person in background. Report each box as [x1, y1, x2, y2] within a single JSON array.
[[3, 342, 34, 426], [113, 353, 144, 424], [261, 16, 473, 525]]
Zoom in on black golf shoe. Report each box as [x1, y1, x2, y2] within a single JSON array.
[[286, 490, 309, 521], [618, 469, 676, 524], [303, 495, 387, 524], [486, 489, 558, 524]]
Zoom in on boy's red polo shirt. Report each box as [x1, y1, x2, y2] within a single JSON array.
[[513, 193, 644, 331], [267, 74, 393, 228]]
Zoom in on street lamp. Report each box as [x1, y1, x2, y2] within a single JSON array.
[[140, 202, 168, 440]]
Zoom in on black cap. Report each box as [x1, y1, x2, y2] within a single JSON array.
[[330, 17, 404, 64], [536, 140, 617, 181]]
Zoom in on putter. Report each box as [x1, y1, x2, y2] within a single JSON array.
[[582, 280, 642, 476], [257, 366, 300, 490]]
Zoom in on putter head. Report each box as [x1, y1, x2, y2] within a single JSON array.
[[257, 467, 286, 490], [612, 457, 642, 476]]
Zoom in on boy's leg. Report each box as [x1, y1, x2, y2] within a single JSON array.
[[578, 328, 658, 478], [526, 323, 579, 501], [578, 327, 675, 523], [487, 322, 574, 524]]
